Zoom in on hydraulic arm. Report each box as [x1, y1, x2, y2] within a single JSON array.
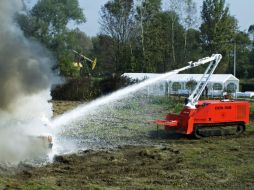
[[154, 54, 249, 138], [185, 54, 222, 108]]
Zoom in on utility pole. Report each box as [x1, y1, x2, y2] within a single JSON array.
[[233, 41, 236, 77], [233, 41, 237, 97]]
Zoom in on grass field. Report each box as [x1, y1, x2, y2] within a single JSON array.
[[0, 97, 254, 189]]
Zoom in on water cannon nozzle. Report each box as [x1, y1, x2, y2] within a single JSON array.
[[188, 61, 194, 67]]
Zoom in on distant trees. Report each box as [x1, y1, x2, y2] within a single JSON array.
[[17, 0, 254, 81], [99, 0, 135, 73], [248, 25, 254, 42], [181, 0, 199, 62], [200, 0, 238, 73], [92, 35, 116, 75], [135, 0, 162, 72], [233, 32, 251, 78], [18, 0, 89, 76], [98, 0, 201, 74], [248, 24, 254, 78], [60, 29, 93, 76]]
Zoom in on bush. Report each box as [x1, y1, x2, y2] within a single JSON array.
[[51, 75, 135, 101], [240, 82, 254, 92], [51, 77, 100, 101], [99, 75, 135, 95]]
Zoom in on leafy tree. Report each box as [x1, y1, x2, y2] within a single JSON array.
[[134, 0, 189, 73], [60, 29, 94, 76], [249, 50, 254, 78], [66, 29, 93, 53], [17, 0, 86, 76], [184, 28, 203, 64], [29, 0, 85, 37], [182, 0, 198, 62], [232, 32, 251, 78], [135, 0, 162, 72], [248, 25, 254, 42], [100, 0, 135, 73], [142, 11, 168, 72], [182, 0, 198, 30], [168, 0, 184, 65], [164, 0, 198, 68], [248, 25, 254, 78], [200, 0, 238, 73], [159, 11, 185, 71], [92, 35, 115, 75]]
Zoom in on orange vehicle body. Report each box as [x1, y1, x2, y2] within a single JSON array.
[[155, 100, 250, 136]]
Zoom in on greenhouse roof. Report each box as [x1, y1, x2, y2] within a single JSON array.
[[122, 73, 239, 83]]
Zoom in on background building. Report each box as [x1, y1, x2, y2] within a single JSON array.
[[122, 73, 239, 97]]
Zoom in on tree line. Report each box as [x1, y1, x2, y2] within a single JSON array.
[[19, 0, 254, 79]]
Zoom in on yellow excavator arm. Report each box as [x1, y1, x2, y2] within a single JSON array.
[[72, 49, 96, 70]]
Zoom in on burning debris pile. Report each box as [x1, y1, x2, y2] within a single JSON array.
[[0, 0, 58, 163]]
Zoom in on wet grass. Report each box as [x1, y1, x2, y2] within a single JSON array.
[[250, 102, 254, 116], [3, 133, 254, 190], [1, 99, 254, 189]]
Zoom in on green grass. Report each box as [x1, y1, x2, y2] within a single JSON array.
[[18, 183, 54, 190], [172, 135, 254, 189], [0, 181, 54, 190], [60, 96, 175, 148], [87, 184, 118, 190], [3, 97, 254, 190], [91, 77, 103, 82], [250, 102, 254, 114]]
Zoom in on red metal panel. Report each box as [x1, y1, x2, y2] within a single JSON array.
[[156, 100, 250, 136], [193, 101, 249, 125]]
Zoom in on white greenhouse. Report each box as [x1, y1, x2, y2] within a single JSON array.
[[122, 73, 239, 97]]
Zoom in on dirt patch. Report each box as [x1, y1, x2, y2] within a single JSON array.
[[2, 134, 254, 190], [52, 100, 82, 116]]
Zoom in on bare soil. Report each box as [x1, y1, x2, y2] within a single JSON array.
[[1, 101, 254, 190]]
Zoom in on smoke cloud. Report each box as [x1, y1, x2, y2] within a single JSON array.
[[0, 0, 55, 111], [0, 0, 58, 163]]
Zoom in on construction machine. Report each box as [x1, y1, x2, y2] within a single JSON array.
[[154, 54, 250, 138], [72, 50, 96, 72]]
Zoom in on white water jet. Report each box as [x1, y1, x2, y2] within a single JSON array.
[[50, 55, 217, 155], [51, 65, 192, 129]]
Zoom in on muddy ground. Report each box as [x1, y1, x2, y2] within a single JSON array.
[[1, 100, 254, 190]]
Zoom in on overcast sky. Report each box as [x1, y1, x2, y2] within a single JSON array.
[[78, 0, 254, 37]]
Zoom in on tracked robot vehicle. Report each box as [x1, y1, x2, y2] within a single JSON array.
[[154, 54, 250, 138]]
